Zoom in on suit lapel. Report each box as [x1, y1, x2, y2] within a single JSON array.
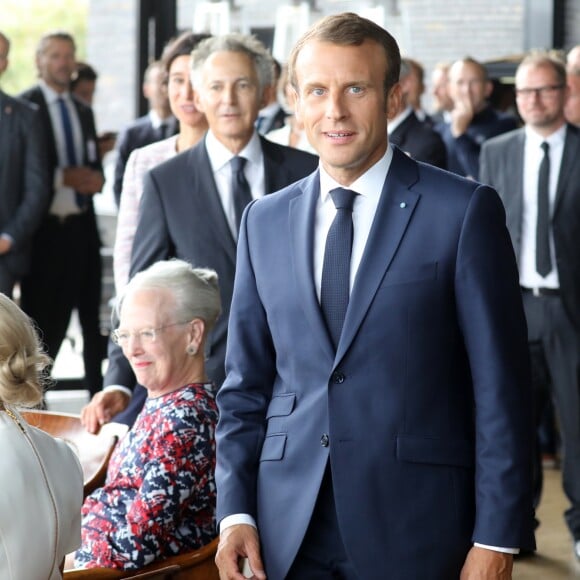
[[289, 171, 336, 362], [336, 149, 420, 362], [502, 131, 525, 257]]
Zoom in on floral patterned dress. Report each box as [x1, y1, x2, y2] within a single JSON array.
[[74, 383, 217, 570]]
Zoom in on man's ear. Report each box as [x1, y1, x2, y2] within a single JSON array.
[[260, 84, 275, 109], [386, 83, 402, 120], [484, 80, 494, 99]]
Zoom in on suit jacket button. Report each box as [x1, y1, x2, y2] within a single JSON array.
[[320, 434, 329, 447], [332, 371, 345, 384]]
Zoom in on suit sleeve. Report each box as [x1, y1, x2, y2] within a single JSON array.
[[3, 104, 50, 246], [454, 184, 534, 550], [215, 201, 277, 523]]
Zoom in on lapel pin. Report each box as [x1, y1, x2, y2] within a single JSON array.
[[399, 202, 407, 209]]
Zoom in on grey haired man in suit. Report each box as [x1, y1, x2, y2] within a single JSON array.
[[80, 33, 318, 433], [0, 31, 50, 298]]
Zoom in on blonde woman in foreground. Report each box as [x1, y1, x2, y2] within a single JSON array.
[[0, 293, 83, 579]]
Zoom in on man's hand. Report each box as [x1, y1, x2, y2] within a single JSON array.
[[216, 524, 266, 580], [80, 390, 130, 434], [0, 237, 12, 255], [460, 546, 513, 579], [450, 95, 475, 137], [62, 167, 104, 194]]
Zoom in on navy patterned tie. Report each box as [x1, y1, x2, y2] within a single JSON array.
[[536, 141, 551, 277], [321, 187, 357, 349], [231, 156, 253, 235]]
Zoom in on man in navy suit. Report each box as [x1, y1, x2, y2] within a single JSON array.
[[215, 13, 534, 580], [112, 60, 177, 207], [80, 33, 317, 433], [0, 32, 50, 298], [20, 31, 105, 394]]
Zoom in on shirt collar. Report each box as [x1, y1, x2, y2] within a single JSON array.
[[524, 123, 567, 148], [319, 145, 394, 204], [205, 129, 263, 172], [39, 79, 71, 106]]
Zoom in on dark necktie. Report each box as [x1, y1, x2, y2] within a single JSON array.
[[536, 141, 551, 277], [57, 97, 85, 209], [321, 187, 357, 349], [231, 156, 253, 234]]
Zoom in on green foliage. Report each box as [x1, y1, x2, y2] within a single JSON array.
[[1, 0, 88, 95]]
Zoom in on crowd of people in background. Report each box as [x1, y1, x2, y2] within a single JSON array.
[[1, 13, 580, 577]]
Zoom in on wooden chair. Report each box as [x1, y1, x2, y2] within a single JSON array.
[[21, 410, 128, 497], [63, 537, 220, 580]]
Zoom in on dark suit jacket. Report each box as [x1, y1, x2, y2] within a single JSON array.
[[104, 136, 318, 412], [480, 124, 580, 328], [389, 110, 447, 169], [0, 91, 50, 276], [216, 148, 534, 579], [113, 114, 177, 205]]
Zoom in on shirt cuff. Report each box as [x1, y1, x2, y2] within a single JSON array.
[[103, 384, 133, 398], [220, 514, 257, 534], [474, 543, 519, 554]]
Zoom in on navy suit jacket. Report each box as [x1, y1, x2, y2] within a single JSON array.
[[113, 114, 177, 205], [216, 147, 535, 579], [104, 136, 318, 420], [480, 124, 580, 329], [0, 91, 50, 276]]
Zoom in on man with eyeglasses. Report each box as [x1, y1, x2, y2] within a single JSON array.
[[565, 45, 580, 126], [480, 51, 580, 560]]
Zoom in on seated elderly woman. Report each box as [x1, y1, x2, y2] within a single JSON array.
[[70, 259, 221, 570], [0, 294, 83, 579]]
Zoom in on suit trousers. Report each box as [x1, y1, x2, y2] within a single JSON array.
[[286, 464, 359, 580], [523, 291, 580, 538], [20, 212, 105, 395]]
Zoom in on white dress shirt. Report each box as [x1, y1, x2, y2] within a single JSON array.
[[519, 124, 567, 289]]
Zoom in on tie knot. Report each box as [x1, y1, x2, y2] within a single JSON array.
[[330, 187, 357, 211], [541, 141, 550, 154], [231, 156, 247, 173]]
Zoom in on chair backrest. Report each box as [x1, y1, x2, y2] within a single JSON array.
[[21, 410, 128, 497], [63, 538, 219, 580]]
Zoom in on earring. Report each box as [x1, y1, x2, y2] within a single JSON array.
[[187, 345, 198, 356]]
